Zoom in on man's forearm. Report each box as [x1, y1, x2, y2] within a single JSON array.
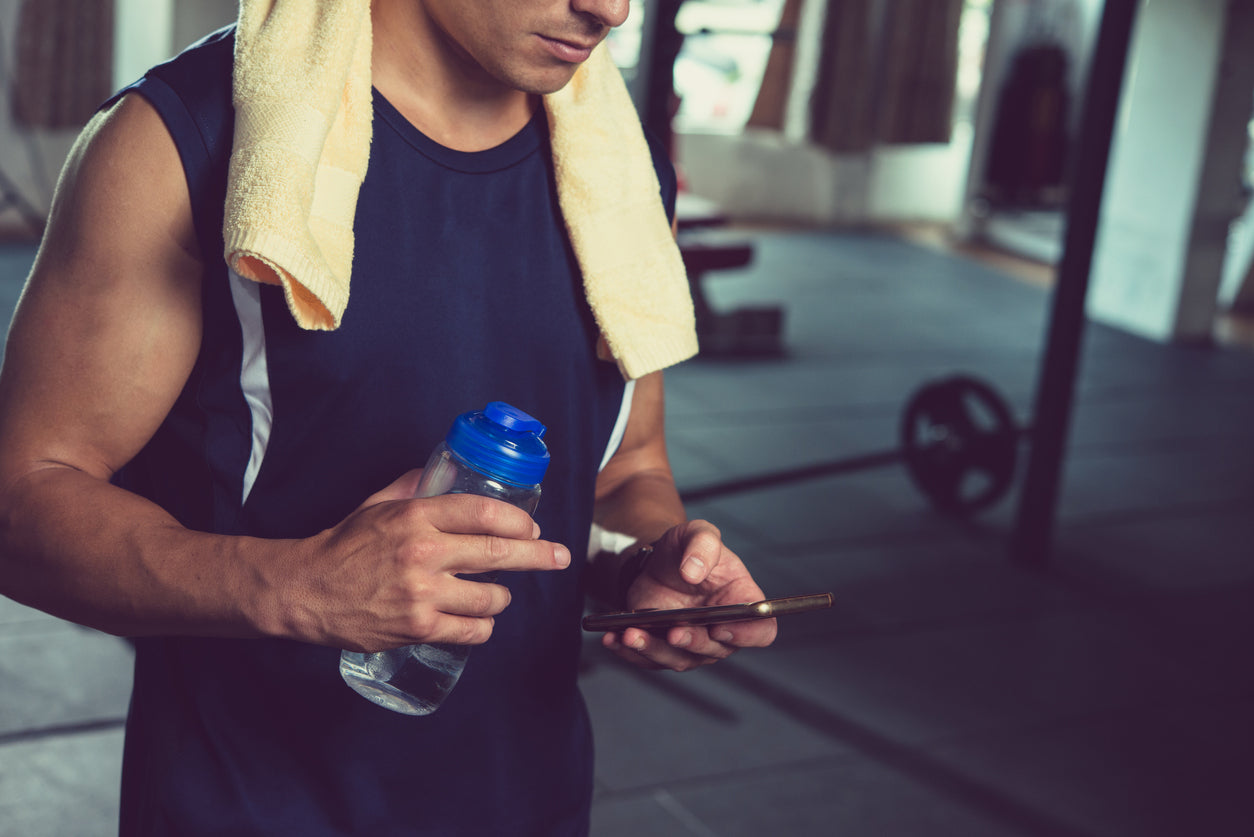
[[0, 465, 563, 652], [594, 467, 685, 544], [587, 370, 690, 606], [0, 465, 287, 640], [587, 469, 686, 605]]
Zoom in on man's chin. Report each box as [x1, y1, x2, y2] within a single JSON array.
[[511, 63, 584, 96]]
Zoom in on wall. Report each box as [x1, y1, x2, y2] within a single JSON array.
[[115, 0, 234, 85], [0, 0, 234, 237], [867, 124, 974, 221], [0, 0, 78, 233], [1217, 8, 1254, 313], [113, 0, 173, 91], [1223, 199, 1254, 309], [114, 0, 235, 82], [677, 124, 975, 226], [1085, 0, 1251, 341], [173, 0, 235, 54], [676, 129, 869, 224], [957, 0, 1101, 243], [678, 0, 985, 226]]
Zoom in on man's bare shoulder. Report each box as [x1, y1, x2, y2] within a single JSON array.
[[40, 90, 201, 273], [80, 90, 169, 148], [0, 90, 206, 484]]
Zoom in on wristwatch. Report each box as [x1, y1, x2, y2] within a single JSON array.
[[615, 543, 655, 608]]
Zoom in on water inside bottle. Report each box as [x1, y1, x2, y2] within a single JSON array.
[[340, 643, 470, 716]]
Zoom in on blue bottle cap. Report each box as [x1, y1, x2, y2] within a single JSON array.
[[445, 402, 550, 487], [483, 401, 547, 437]]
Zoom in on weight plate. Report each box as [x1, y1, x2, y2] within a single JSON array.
[[900, 375, 1019, 516]]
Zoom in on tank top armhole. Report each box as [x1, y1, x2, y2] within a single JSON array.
[[125, 76, 225, 261], [642, 127, 678, 223]]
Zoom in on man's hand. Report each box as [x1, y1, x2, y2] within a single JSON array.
[[270, 469, 571, 653], [599, 519, 776, 671]]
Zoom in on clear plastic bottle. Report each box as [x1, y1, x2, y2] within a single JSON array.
[[339, 401, 549, 715]]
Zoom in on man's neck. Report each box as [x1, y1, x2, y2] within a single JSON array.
[[370, 0, 536, 152]]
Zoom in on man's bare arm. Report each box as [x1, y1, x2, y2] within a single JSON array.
[[0, 94, 567, 650], [0, 93, 229, 635], [592, 372, 688, 557], [591, 372, 775, 671]]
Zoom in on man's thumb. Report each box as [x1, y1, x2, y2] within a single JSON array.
[[357, 468, 424, 509]]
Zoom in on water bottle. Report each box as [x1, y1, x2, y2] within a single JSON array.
[[339, 401, 550, 715]]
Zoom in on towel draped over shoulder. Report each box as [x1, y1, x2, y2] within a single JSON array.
[[224, 0, 697, 380]]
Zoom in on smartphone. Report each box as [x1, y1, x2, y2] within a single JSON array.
[[581, 593, 833, 632]]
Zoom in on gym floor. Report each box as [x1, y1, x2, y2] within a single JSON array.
[[1, 226, 1251, 836]]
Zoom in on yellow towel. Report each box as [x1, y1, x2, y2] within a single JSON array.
[[225, 0, 372, 332], [225, 0, 697, 381]]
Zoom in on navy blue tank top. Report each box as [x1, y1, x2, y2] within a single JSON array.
[[112, 28, 676, 836]]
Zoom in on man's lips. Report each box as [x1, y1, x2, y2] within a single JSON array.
[[538, 34, 598, 63]]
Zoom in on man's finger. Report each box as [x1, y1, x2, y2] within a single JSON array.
[[664, 522, 723, 586], [424, 613, 497, 647], [665, 626, 735, 660], [608, 627, 725, 672], [708, 618, 777, 649], [418, 493, 542, 540], [436, 577, 513, 619], [424, 532, 570, 575]]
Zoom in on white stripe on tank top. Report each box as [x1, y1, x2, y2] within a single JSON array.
[[227, 269, 274, 505], [598, 377, 635, 473]]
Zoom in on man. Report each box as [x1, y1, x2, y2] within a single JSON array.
[[0, 1, 775, 833]]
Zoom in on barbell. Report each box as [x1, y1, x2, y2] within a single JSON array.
[[679, 374, 1026, 518]]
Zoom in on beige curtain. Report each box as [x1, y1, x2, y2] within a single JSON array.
[[809, 0, 963, 152], [12, 0, 115, 129], [808, 0, 875, 152], [747, 0, 804, 130], [875, 0, 963, 144]]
